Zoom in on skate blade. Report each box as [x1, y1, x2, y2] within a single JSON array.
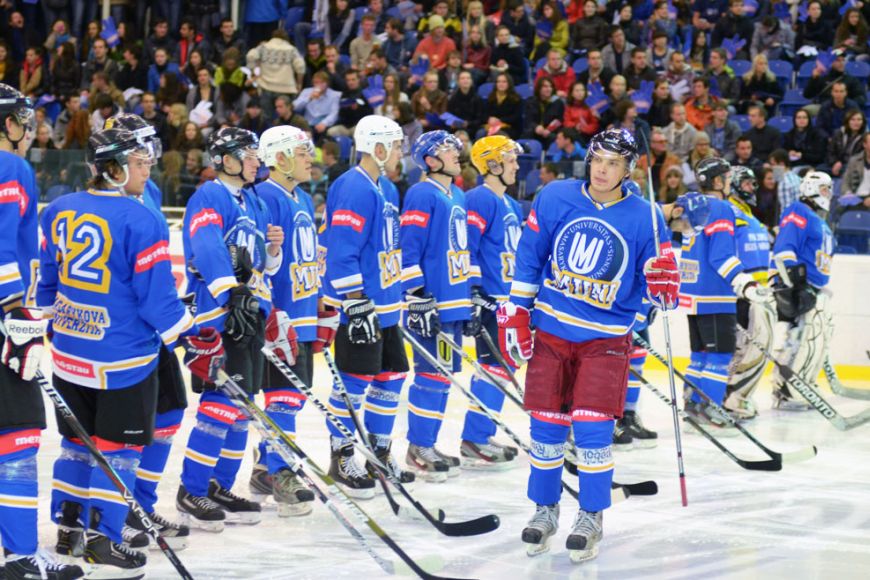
[[445, 466, 461, 478], [459, 456, 516, 471], [83, 562, 146, 579], [612, 442, 634, 452], [336, 483, 376, 499], [149, 536, 189, 551], [223, 511, 263, 525], [569, 545, 599, 564], [277, 501, 314, 517], [178, 512, 225, 533], [55, 553, 85, 566], [249, 492, 272, 503], [631, 439, 658, 450], [405, 463, 449, 483], [524, 540, 551, 557]]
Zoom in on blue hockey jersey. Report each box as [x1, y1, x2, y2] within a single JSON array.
[[183, 179, 279, 330], [729, 197, 770, 285], [320, 167, 403, 328], [401, 178, 472, 322], [509, 180, 669, 343], [257, 178, 319, 342], [143, 179, 162, 215], [0, 151, 39, 307], [678, 197, 745, 315], [466, 184, 523, 301], [38, 190, 195, 390], [773, 201, 833, 289]]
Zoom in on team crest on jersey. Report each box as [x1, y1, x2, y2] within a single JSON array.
[[679, 259, 699, 284], [500, 213, 521, 283], [549, 217, 628, 309], [290, 211, 319, 300], [816, 228, 833, 275], [379, 202, 402, 288], [225, 216, 267, 293], [447, 206, 471, 284]]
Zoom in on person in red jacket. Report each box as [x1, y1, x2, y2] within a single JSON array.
[[534, 49, 576, 99], [563, 81, 599, 142]]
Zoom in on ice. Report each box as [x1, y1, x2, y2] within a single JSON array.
[[30, 358, 870, 579]]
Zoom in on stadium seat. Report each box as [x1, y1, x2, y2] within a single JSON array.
[[354, 6, 368, 20], [478, 82, 494, 99], [796, 61, 816, 90], [836, 210, 870, 254], [732, 114, 751, 132], [523, 169, 541, 199], [768, 59, 793, 91], [535, 57, 547, 72], [768, 115, 793, 133], [334, 135, 353, 161], [778, 89, 810, 117], [572, 58, 588, 74], [515, 83, 534, 100], [283, 7, 305, 36], [729, 59, 752, 77], [517, 139, 544, 161], [845, 61, 870, 82], [339, 54, 351, 67]]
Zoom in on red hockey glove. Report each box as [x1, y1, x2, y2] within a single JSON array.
[[182, 328, 226, 382], [1, 307, 47, 382], [265, 309, 299, 365], [644, 255, 680, 310], [312, 308, 339, 353], [496, 302, 533, 367]]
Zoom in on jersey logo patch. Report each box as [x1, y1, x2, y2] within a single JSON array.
[[189, 208, 223, 236], [332, 210, 366, 232], [704, 219, 735, 236], [379, 202, 402, 289], [780, 212, 807, 229], [467, 211, 487, 232], [500, 213, 521, 283], [400, 210, 430, 228], [0, 180, 28, 216], [135, 241, 171, 273], [527, 210, 539, 232], [290, 211, 319, 300], [52, 293, 111, 340], [447, 206, 470, 285]]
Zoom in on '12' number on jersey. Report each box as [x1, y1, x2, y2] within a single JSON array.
[[52, 211, 113, 293]]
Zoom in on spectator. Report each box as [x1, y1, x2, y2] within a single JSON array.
[[733, 136, 764, 174], [598, 74, 631, 129], [750, 16, 795, 61], [485, 72, 523, 138], [43, 19, 77, 65], [572, 0, 609, 53], [742, 104, 782, 163], [413, 15, 459, 71], [645, 31, 673, 75], [739, 54, 782, 115], [77, 19, 101, 63], [549, 127, 587, 177], [20, 47, 48, 99], [0, 41, 20, 89], [523, 76, 565, 146], [611, 100, 650, 154], [825, 108, 866, 178], [707, 48, 740, 107], [244, 0, 285, 49], [576, 49, 615, 90], [637, 127, 681, 195], [239, 96, 269, 136], [412, 70, 449, 128], [383, 18, 417, 73], [322, 45, 349, 92], [834, 8, 869, 61], [662, 103, 698, 161], [247, 30, 306, 121], [214, 82, 248, 127], [186, 67, 219, 128], [664, 51, 694, 88], [165, 103, 189, 147], [294, 71, 341, 141], [535, 49, 575, 98], [140, 92, 169, 150], [755, 167, 778, 229], [704, 101, 741, 162], [712, 0, 754, 58], [538, 162, 559, 186], [181, 49, 213, 86], [502, 0, 536, 54], [214, 47, 247, 89], [660, 165, 688, 203], [685, 77, 720, 131], [145, 18, 177, 65], [418, 0, 462, 40], [321, 140, 349, 184], [173, 121, 206, 153], [156, 70, 188, 110], [328, 70, 373, 137], [768, 149, 802, 219], [63, 109, 91, 150], [614, 3, 643, 47], [817, 81, 859, 136], [148, 47, 184, 93], [376, 72, 411, 121], [51, 42, 82, 98], [796, 1, 829, 52], [116, 44, 149, 92], [463, 1, 495, 47], [397, 101, 423, 158], [324, 0, 356, 55], [685, 132, 715, 185], [351, 15, 381, 71], [489, 25, 527, 86], [686, 27, 709, 71], [364, 0, 390, 35], [30, 121, 56, 154], [273, 94, 311, 131], [692, 0, 728, 36], [645, 78, 674, 129], [601, 26, 635, 75], [563, 81, 598, 141], [842, 133, 870, 205], [53, 94, 80, 148], [89, 70, 126, 110], [532, 1, 570, 60], [81, 37, 119, 89], [438, 51, 463, 94], [211, 18, 247, 65], [90, 93, 120, 133], [803, 49, 865, 106], [783, 108, 828, 168], [160, 150, 185, 204], [623, 47, 656, 91], [446, 70, 485, 137], [463, 23, 493, 87], [643, 2, 678, 47]]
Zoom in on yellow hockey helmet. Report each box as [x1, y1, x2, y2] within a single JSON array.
[[470, 135, 523, 175]]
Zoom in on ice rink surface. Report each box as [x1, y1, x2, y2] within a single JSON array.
[[31, 358, 870, 580]]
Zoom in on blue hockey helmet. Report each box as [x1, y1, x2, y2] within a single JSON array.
[[673, 191, 712, 233], [411, 130, 463, 171], [585, 128, 638, 183]]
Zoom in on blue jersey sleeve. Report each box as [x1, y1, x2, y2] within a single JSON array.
[[465, 191, 495, 289], [399, 187, 435, 294], [184, 192, 237, 306], [325, 185, 376, 296], [0, 163, 34, 303], [509, 187, 553, 309], [37, 206, 59, 310], [703, 204, 744, 285], [773, 207, 806, 268]]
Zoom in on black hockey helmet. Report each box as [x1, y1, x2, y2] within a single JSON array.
[[104, 113, 162, 159], [694, 157, 731, 192], [585, 128, 638, 183], [87, 128, 155, 187], [0, 83, 34, 147], [208, 127, 259, 173], [730, 165, 758, 206]]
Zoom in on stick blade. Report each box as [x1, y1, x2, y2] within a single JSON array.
[[437, 514, 501, 537]]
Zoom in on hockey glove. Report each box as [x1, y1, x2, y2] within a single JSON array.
[[732, 272, 774, 306], [265, 309, 298, 365], [342, 296, 381, 345], [182, 328, 226, 383], [313, 307, 340, 353], [496, 302, 533, 367], [1, 307, 46, 382], [224, 285, 261, 343], [406, 293, 441, 338], [463, 286, 497, 337], [644, 255, 680, 310], [229, 244, 254, 284]]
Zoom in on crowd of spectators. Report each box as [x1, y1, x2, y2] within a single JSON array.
[[3, 0, 870, 232]]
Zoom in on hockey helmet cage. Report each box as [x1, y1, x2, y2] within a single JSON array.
[[411, 130, 463, 171], [799, 170, 834, 212], [208, 127, 259, 171], [730, 165, 758, 206], [585, 128, 638, 181]]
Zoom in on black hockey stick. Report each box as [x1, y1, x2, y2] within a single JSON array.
[[437, 332, 658, 497], [33, 371, 194, 579], [823, 357, 870, 401], [214, 369, 461, 580], [634, 333, 818, 464], [262, 346, 500, 537], [478, 327, 524, 398]]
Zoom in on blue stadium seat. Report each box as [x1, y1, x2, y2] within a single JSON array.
[[768, 59, 793, 91], [732, 114, 751, 132], [283, 7, 305, 36], [845, 61, 870, 82], [768, 115, 793, 133], [729, 59, 752, 77], [572, 58, 588, 74], [354, 6, 368, 20], [339, 54, 351, 67], [796, 60, 816, 90], [517, 139, 544, 161], [778, 88, 810, 117], [478, 82, 494, 99], [523, 169, 541, 199], [334, 135, 353, 161], [515, 83, 534, 100], [535, 57, 547, 72], [836, 210, 870, 254]]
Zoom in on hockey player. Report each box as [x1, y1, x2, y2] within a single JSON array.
[[723, 167, 774, 419], [679, 157, 771, 430], [100, 113, 192, 550], [0, 84, 83, 580], [770, 171, 834, 410], [457, 135, 523, 468], [40, 126, 225, 578], [613, 304, 658, 450], [497, 128, 680, 563], [247, 125, 325, 516], [401, 130, 471, 481], [320, 115, 413, 498], [177, 127, 286, 530]]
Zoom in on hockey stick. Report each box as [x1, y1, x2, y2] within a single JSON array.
[[32, 370, 194, 579], [638, 130, 688, 506], [437, 332, 658, 497], [479, 327, 524, 397], [214, 369, 461, 580], [633, 333, 818, 465], [405, 331, 629, 505], [823, 357, 870, 400], [262, 346, 500, 537]]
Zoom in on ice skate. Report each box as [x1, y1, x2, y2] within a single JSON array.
[[248, 463, 273, 503], [176, 484, 226, 532], [405, 444, 449, 483], [567, 509, 603, 564], [4, 550, 84, 580], [272, 468, 315, 517], [683, 401, 739, 437], [433, 447, 460, 477], [460, 439, 517, 470], [119, 525, 149, 551], [55, 501, 86, 560], [329, 442, 376, 499], [724, 390, 759, 420], [125, 510, 190, 551], [622, 410, 658, 449], [521, 503, 559, 557], [772, 385, 813, 412], [83, 532, 146, 580], [611, 420, 634, 451], [208, 480, 262, 524], [365, 437, 416, 484]]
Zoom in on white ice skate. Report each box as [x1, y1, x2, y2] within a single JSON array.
[[521, 504, 559, 557], [567, 509, 602, 564]]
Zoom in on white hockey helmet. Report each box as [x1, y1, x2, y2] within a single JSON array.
[[258, 125, 313, 168], [354, 115, 404, 171], [799, 170, 833, 212]]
